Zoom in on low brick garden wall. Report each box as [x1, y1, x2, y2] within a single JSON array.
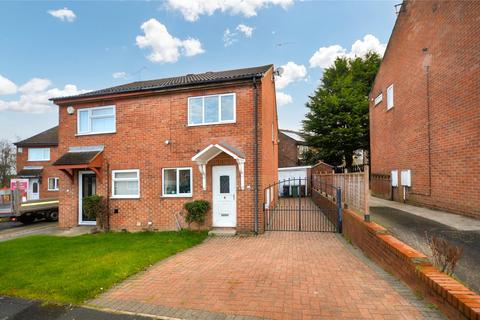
[[343, 209, 480, 320]]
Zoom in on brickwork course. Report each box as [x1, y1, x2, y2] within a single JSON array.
[[91, 233, 445, 320], [369, 0, 480, 218]]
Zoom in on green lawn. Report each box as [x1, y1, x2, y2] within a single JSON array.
[[0, 230, 208, 304]]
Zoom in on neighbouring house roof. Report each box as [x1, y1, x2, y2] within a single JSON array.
[[51, 65, 273, 102], [53, 151, 101, 166], [279, 129, 306, 143], [16, 169, 43, 178], [14, 126, 58, 147]]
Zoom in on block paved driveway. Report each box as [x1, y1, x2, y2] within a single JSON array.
[[91, 232, 444, 320]]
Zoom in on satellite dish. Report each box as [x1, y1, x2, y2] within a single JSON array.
[[274, 67, 284, 77], [67, 106, 75, 115]]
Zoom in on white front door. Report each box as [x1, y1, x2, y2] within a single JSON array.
[[212, 166, 237, 227], [28, 178, 39, 200], [78, 171, 97, 225]]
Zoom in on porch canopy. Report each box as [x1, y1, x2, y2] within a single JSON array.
[[192, 142, 245, 191], [17, 168, 43, 179], [53, 150, 103, 183]]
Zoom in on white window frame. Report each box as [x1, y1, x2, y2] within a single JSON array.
[[162, 167, 193, 197], [77, 105, 116, 135], [187, 93, 236, 126], [374, 93, 383, 106], [387, 84, 394, 110], [47, 177, 59, 191], [28, 148, 50, 161], [111, 169, 140, 199]]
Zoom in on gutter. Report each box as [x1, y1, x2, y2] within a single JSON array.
[[253, 76, 259, 234]]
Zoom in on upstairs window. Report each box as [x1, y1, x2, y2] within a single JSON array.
[[387, 84, 394, 110], [28, 148, 50, 161], [188, 93, 235, 126], [77, 106, 116, 135]]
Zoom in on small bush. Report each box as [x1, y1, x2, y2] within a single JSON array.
[[184, 200, 210, 228], [425, 231, 463, 275], [83, 195, 108, 230]]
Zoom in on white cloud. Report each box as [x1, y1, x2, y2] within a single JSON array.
[[236, 24, 253, 38], [350, 34, 386, 57], [19, 78, 52, 93], [276, 92, 293, 106], [223, 24, 254, 47], [0, 75, 17, 95], [309, 45, 347, 69], [0, 78, 88, 113], [275, 61, 307, 89], [309, 34, 386, 69], [167, 0, 293, 21], [113, 72, 128, 79], [136, 18, 204, 63], [223, 28, 237, 47], [182, 38, 205, 56], [48, 7, 76, 22]]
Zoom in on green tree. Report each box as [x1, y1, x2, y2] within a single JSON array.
[[302, 52, 381, 168], [0, 139, 16, 188]]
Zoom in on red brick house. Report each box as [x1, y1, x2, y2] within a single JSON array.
[[369, 1, 479, 218], [278, 129, 308, 168], [14, 126, 60, 200], [51, 65, 278, 233]]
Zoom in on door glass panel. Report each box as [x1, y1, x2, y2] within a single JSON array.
[[81, 174, 96, 222], [32, 182, 38, 193], [220, 175, 230, 194]]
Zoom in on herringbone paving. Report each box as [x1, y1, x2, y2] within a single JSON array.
[[90, 232, 445, 319]]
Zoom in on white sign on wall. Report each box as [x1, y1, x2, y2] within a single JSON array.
[[391, 170, 398, 187], [401, 170, 411, 187]]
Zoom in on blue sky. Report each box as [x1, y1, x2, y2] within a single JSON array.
[[0, 1, 397, 142]]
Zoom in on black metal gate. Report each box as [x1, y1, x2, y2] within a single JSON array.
[[263, 178, 342, 232]]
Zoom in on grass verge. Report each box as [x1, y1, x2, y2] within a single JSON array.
[[0, 230, 208, 304]]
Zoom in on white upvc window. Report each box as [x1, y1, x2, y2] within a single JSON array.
[[77, 105, 116, 135], [48, 177, 59, 191], [387, 84, 394, 110], [374, 93, 383, 106], [162, 167, 192, 197], [28, 148, 50, 161], [188, 93, 236, 126], [111, 169, 140, 199]]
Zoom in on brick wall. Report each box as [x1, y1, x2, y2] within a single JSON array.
[[343, 209, 480, 320], [56, 71, 277, 232], [278, 131, 298, 168], [16, 146, 60, 199], [369, 0, 480, 218]]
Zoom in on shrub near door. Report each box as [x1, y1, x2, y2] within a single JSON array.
[[184, 200, 210, 230]]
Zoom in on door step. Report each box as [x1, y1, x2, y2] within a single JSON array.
[[209, 228, 237, 237]]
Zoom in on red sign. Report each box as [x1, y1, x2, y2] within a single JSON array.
[[10, 179, 29, 192]]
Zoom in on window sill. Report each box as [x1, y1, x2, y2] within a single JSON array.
[[28, 160, 50, 162], [187, 121, 236, 127], [110, 196, 140, 200], [161, 194, 193, 198], [47, 189, 59, 192], [76, 131, 116, 137]]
